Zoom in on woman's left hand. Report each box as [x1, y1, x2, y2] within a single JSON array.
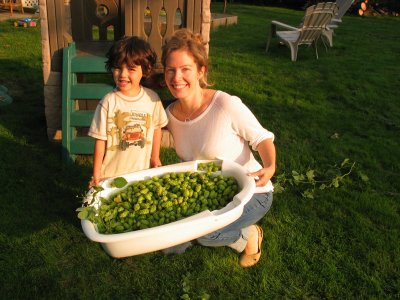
[[248, 138, 276, 187], [247, 166, 275, 187]]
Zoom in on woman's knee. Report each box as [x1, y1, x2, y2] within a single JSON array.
[[243, 192, 273, 219], [197, 229, 241, 247], [197, 232, 223, 247]]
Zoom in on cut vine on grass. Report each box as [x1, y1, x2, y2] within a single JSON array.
[[273, 158, 369, 199]]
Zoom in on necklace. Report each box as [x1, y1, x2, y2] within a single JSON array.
[[183, 106, 200, 122], [177, 101, 206, 122], [174, 90, 211, 122]]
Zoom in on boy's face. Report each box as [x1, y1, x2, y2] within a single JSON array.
[[112, 63, 143, 97]]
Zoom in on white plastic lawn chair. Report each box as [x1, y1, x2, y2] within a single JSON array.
[[266, 2, 338, 62], [322, 0, 355, 47]]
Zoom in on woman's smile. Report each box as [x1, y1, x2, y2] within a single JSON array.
[[171, 83, 188, 90]]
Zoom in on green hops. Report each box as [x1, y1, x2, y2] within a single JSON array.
[[90, 162, 239, 234], [197, 161, 222, 173]]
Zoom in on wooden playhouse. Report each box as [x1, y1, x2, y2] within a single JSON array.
[[39, 0, 212, 161]]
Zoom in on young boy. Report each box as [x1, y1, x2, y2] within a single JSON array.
[[88, 36, 168, 187]]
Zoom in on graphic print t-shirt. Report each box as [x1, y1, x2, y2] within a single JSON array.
[[89, 87, 168, 179]]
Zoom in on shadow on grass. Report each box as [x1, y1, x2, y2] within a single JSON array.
[[0, 135, 92, 237], [0, 56, 92, 238]]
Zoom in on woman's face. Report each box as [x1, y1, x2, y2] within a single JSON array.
[[164, 49, 205, 101]]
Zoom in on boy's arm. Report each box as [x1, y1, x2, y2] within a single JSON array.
[[150, 127, 163, 168], [90, 139, 106, 188]]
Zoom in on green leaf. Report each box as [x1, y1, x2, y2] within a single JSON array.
[[330, 132, 340, 139], [273, 182, 284, 194], [87, 208, 96, 218], [302, 189, 314, 199], [292, 171, 304, 183], [306, 169, 315, 182], [332, 178, 339, 188], [200, 293, 210, 300], [358, 171, 369, 182], [341, 158, 350, 168], [111, 177, 128, 188], [319, 183, 327, 190], [77, 210, 89, 220], [182, 281, 190, 293], [93, 186, 104, 192], [99, 197, 108, 203]]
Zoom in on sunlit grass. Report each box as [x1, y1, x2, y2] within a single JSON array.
[[0, 4, 399, 298]]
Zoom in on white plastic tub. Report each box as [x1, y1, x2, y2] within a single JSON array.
[[81, 159, 255, 258]]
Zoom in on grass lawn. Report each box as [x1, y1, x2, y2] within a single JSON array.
[[1, 3, 399, 299]]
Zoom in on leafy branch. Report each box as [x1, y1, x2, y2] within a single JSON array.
[[76, 176, 128, 221], [273, 158, 369, 199], [76, 185, 104, 221], [180, 272, 210, 300]]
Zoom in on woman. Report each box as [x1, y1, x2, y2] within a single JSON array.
[[161, 29, 276, 267]]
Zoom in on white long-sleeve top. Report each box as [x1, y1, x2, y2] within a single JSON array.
[[166, 90, 275, 192]]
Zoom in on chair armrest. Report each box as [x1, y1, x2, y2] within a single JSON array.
[[328, 18, 342, 29], [330, 18, 342, 26], [271, 20, 299, 31], [332, 18, 342, 23]]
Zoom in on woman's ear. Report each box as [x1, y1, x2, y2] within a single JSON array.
[[198, 66, 206, 79]]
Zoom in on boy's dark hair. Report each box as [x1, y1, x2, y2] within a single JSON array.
[[105, 36, 157, 78]]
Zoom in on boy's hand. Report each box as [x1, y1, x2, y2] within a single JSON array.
[[150, 157, 162, 168], [88, 176, 100, 189]]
